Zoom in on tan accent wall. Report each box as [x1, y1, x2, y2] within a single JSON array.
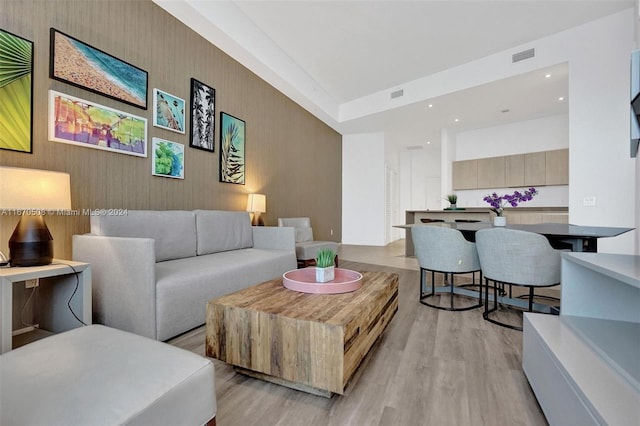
[[0, 0, 342, 260]]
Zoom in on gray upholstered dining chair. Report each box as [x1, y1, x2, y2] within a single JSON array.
[[411, 225, 483, 311], [278, 217, 339, 268], [475, 228, 561, 331]]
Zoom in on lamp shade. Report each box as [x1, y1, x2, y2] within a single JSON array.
[[0, 166, 72, 266], [246, 193, 266, 213], [0, 166, 71, 210]]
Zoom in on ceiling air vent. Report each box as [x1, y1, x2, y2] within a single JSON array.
[[512, 48, 535, 63], [390, 89, 404, 99]]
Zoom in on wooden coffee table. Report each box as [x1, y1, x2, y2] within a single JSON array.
[[205, 271, 398, 396]]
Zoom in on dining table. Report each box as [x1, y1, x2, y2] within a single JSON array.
[[396, 221, 635, 315], [395, 222, 634, 257]]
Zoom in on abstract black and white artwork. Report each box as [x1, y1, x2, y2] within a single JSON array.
[[189, 78, 215, 152]]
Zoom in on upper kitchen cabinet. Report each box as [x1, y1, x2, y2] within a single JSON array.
[[452, 149, 568, 190], [545, 149, 569, 185], [452, 159, 478, 190], [524, 152, 546, 186], [477, 156, 506, 189], [505, 154, 525, 187]]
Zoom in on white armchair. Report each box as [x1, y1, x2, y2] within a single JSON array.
[[278, 217, 339, 268]]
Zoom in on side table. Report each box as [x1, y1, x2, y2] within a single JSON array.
[[0, 260, 92, 353]]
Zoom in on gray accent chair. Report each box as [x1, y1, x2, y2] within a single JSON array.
[[475, 228, 561, 331], [277, 217, 339, 268], [411, 225, 483, 311]]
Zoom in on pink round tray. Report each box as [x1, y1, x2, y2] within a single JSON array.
[[282, 268, 363, 294]]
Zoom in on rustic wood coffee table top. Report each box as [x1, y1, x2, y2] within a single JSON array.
[[206, 271, 399, 396]]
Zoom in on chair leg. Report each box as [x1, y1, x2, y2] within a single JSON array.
[[419, 270, 482, 311], [449, 272, 454, 310], [482, 278, 525, 331], [528, 286, 534, 312]]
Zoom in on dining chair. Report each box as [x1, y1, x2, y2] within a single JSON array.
[[475, 228, 561, 331], [278, 217, 339, 268], [411, 225, 483, 311]]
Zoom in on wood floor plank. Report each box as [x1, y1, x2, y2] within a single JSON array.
[[168, 260, 547, 426]]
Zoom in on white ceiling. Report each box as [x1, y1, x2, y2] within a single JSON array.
[[155, 0, 633, 145]]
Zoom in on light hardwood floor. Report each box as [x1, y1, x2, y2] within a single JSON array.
[[169, 243, 547, 426]]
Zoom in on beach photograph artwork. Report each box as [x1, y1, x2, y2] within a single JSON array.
[[189, 78, 215, 152], [219, 112, 245, 185], [48, 90, 147, 157], [0, 28, 33, 153], [50, 28, 148, 109], [152, 137, 184, 179], [153, 88, 185, 134]]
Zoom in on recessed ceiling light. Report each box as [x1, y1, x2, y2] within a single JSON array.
[[558, 96, 565, 101], [428, 104, 433, 108], [426, 141, 431, 145], [545, 74, 551, 78], [454, 118, 459, 122]]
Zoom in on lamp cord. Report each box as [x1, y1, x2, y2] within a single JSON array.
[[52, 262, 87, 327], [20, 286, 37, 328]]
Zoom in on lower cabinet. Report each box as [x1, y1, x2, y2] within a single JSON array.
[[523, 253, 640, 425]]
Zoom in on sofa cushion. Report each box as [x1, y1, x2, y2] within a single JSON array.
[[91, 210, 196, 262], [155, 248, 295, 340], [195, 210, 253, 255]]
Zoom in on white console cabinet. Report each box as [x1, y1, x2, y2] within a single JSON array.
[[523, 252, 640, 425], [0, 260, 91, 353]]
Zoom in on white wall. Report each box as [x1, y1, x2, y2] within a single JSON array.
[[342, 133, 386, 245], [440, 128, 455, 209], [455, 115, 569, 160], [566, 10, 636, 253], [397, 146, 442, 211]]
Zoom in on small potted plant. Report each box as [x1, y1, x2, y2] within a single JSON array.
[[446, 194, 458, 209], [315, 248, 335, 283], [483, 187, 538, 226]]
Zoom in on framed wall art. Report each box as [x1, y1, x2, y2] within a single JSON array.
[[153, 88, 185, 134], [0, 28, 33, 153], [219, 112, 245, 185], [50, 28, 148, 109], [48, 90, 148, 157], [189, 78, 215, 152], [152, 137, 184, 179]]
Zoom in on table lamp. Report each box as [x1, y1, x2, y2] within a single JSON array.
[[246, 193, 266, 226], [0, 166, 71, 266]]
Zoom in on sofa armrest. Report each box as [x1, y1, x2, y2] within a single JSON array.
[[72, 235, 158, 340], [252, 226, 295, 251]]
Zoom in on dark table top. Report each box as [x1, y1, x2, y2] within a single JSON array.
[[451, 222, 634, 238]]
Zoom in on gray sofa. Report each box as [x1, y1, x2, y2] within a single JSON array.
[[73, 210, 296, 341]]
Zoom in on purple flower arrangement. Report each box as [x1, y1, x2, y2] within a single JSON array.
[[483, 187, 538, 216]]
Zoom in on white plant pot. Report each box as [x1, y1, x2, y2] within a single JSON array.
[[494, 216, 507, 227], [316, 266, 335, 283]]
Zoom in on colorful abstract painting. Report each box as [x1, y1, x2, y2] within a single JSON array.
[[152, 137, 184, 179], [0, 28, 33, 153], [153, 88, 185, 134], [219, 112, 245, 185], [189, 78, 215, 152], [50, 28, 148, 109], [48, 90, 147, 157]]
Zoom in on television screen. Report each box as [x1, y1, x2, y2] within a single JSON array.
[[630, 50, 640, 158]]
